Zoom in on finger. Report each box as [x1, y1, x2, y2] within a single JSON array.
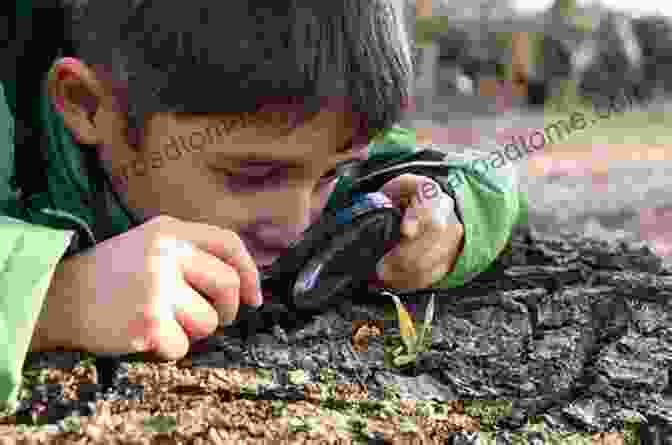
[[379, 175, 445, 238], [377, 227, 460, 288], [381, 228, 451, 276], [180, 248, 241, 326], [127, 251, 196, 361], [386, 191, 461, 271], [168, 219, 262, 306], [407, 185, 457, 238], [378, 174, 434, 205], [378, 256, 450, 290]]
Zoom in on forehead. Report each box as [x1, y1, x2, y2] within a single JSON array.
[[156, 105, 364, 164]]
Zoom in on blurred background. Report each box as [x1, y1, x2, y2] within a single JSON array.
[[407, 0, 672, 262]]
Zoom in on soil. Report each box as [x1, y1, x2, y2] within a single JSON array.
[[1, 226, 666, 444], [2, 107, 671, 443]]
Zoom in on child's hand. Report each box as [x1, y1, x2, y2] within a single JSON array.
[[375, 174, 464, 289], [30, 215, 262, 360]]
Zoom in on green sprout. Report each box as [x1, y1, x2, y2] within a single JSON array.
[[319, 368, 337, 384], [288, 369, 307, 385], [256, 368, 274, 385], [383, 384, 401, 401], [77, 352, 97, 369], [141, 415, 177, 434], [382, 291, 435, 368], [399, 416, 418, 433], [239, 384, 259, 400], [58, 415, 82, 433], [463, 399, 513, 432], [271, 400, 288, 417], [22, 369, 48, 386], [288, 416, 319, 433]]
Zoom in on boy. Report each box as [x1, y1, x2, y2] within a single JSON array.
[[1, 0, 522, 407]]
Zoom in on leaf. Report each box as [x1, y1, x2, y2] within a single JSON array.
[[393, 354, 418, 367], [142, 415, 177, 434], [415, 293, 435, 353], [239, 384, 258, 400], [382, 291, 417, 353], [271, 400, 288, 417], [392, 345, 405, 357], [288, 416, 318, 433], [399, 417, 418, 433], [288, 369, 307, 385], [319, 368, 337, 384], [256, 368, 274, 385]]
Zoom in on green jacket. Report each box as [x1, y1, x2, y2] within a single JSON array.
[[0, 1, 526, 408]]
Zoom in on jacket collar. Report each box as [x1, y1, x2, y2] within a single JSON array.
[[23, 79, 135, 251]]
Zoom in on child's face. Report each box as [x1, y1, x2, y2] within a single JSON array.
[[51, 60, 370, 268], [113, 110, 369, 267]]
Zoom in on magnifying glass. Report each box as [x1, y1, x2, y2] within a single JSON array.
[[261, 191, 403, 312]]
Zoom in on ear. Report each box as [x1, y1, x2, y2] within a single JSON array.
[[47, 57, 108, 146]]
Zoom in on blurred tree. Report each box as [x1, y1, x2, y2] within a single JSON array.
[[631, 15, 672, 98], [552, 0, 577, 19], [578, 12, 645, 105]]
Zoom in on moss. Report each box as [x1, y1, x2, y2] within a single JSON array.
[[288, 416, 319, 433], [255, 368, 274, 385], [463, 399, 513, 432], [141, 415, 177, 434], [287, 369, 307, 385], [271, 400, 288, 417]]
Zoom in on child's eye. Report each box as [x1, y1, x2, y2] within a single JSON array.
[[213, 167, 287, 190]]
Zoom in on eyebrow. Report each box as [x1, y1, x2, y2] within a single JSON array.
[[212, 136, 358, 168]]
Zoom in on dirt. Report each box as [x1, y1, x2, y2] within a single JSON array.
[[3, 226, 665, 444], [0, 348, 629, 444]]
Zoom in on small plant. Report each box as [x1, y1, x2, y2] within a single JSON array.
[[239, 384, 258, 400], [288, 415, 319, 433], [22, 369, 47, 386], [77, 352, 97, 369], [382, 291, 435, 368], [415, 400, 434, 417], [142, 415, 177, 434], [58, 415, 82, 433], [319, 368, 337, 384], [0, 399, 18, 417], [271, 400, 288, 417], [287, 369, 307, 385], [347, 416, 370, 443], [319, 380, 353, 412], [256, 368, 274, 385], [382, 384, 401, 401], [622, 414, 644, 445], [463, 399, 513, 432], [399, 416, 418, 433]]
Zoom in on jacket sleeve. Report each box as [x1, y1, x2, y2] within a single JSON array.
[[0, 80, 75, 409], [430, 139, 523, 288], [364, 126, 525, 289]]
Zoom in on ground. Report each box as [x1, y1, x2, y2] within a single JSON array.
[[1, 98, 671, 444]]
